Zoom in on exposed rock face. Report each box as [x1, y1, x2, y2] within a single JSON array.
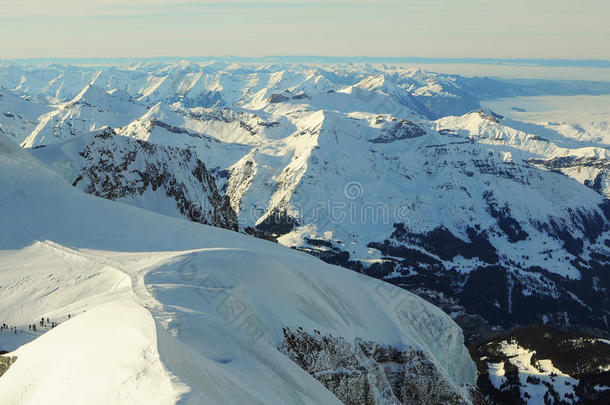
[[179, 105, 281, 136], [279, 328, 474, 405], [34, 128, 238, 231], [268, 93, 291, 103], [529, 156, 610, 198], [0, 356, 17, 378], [369, 120, 426, 143], [292, 92, 310, 100], [476, 109, 503, 123]]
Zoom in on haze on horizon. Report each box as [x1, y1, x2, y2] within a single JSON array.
[[1, 0, 609, 60]]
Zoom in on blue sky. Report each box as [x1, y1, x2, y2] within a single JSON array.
[[1, 0, 608, 59]]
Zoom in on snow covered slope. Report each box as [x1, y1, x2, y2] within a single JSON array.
[[0, 88, 51, 144], [0, 135, 477, 404]]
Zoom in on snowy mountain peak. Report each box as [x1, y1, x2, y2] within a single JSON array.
[[354, 74, 391, 91], [70, 83, 109, 105], [69, 83, 139, 110]]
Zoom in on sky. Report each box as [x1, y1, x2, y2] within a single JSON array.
[[1, 0, 609, 60]]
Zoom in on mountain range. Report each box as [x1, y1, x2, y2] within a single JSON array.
[[0, 60, 609, 404]]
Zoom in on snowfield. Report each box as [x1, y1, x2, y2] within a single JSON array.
[[0, 135, 476, 403]]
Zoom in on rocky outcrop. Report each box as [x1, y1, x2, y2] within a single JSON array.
[[36, 128, 238, 230], [279, 328, 474, 405], [529, 156, 610, 198], [268, 93, 291, 103], [179, 106, 280, 136], [476, 109, 503, 123], [0, 356, 16, 378], [369, 120, 426, 143]]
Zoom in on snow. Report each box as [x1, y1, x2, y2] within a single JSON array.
[[2, 60, 610, 404], [0, 135, 476, 403], [3, 65, 609, 284], [2, 301, 179, 405], [486, 341, 579, 404], [0, 89, 51, 144], [487, 362, 506, 388], [21, 84, 146, 148]]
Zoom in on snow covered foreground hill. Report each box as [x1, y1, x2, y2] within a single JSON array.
[[0, 135, 478, 403]]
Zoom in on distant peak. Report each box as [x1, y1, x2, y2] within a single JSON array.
[[70, 83, 110, 106], [354, 74, 388, 91]]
